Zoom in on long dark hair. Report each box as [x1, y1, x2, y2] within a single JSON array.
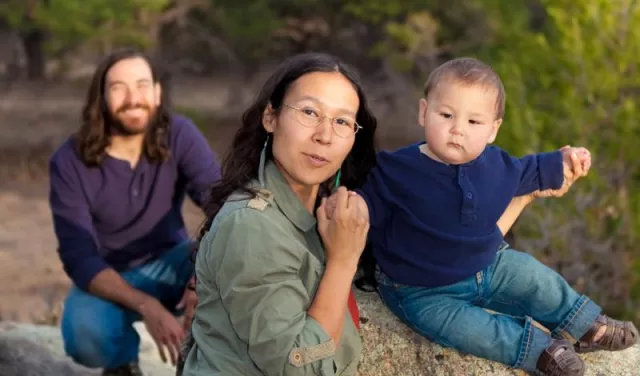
[[74, 48, 172, 167], [197, 53, 378, 266]]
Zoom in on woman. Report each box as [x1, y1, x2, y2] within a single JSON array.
[[182, 52, 376, 376], [180, 53, 587, 376]]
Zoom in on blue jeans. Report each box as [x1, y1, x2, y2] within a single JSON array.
[[61, 241, 194, 369], [376, 246, 601, 372]]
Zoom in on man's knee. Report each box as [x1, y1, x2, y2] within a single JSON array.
[[61, 290, 139, 368], [62, 318, 116, 367]]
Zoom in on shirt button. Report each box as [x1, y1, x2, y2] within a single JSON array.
[[132, 189, 139, 196], [467, 192, 473, 199]]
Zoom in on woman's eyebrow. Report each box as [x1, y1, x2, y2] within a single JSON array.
[[294, 95, 357, 116]]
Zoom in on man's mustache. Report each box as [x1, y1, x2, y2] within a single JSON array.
[[117, 104, 150, 113]]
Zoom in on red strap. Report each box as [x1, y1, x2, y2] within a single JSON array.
[[347, 289, 360, 329]]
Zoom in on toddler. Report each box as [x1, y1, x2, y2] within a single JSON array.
[[329, 58, 638, 375]]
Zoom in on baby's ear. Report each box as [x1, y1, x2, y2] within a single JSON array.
[[418, 98, 428, 128], [487, 118, 502, 144]]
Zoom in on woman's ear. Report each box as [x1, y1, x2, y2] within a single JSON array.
[[262, 103, 277, 133]]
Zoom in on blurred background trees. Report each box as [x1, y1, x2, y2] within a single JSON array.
[[1, 0, 638, 323]]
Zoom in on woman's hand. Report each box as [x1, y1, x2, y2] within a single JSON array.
[[317, 187, 369, 268]]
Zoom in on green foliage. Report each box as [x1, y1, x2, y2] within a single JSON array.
[[202, 0, 281, 58], [478, 0, 640, 319], [0, 0, 170, 52], [369, 11, 439, 73], [342, 0, 417, 24], [343, 0, 489, 74]]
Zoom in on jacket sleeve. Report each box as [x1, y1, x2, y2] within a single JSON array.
[[203, 208, 337, 376], [48, 154, 107, 290]]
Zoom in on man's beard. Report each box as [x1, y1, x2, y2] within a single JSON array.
[[107, 104, 158, 136]]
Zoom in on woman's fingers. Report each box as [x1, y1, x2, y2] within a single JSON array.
[[335, 186, 349, 214]]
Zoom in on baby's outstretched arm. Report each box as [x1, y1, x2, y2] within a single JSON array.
[[532, 145, 589, 199]]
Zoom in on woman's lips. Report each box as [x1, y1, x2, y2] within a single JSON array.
[[304, 153, 330, 167]]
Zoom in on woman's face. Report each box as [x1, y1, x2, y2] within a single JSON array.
[[263, 71, 359, 191]]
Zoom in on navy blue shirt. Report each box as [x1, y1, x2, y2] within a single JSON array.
[[49, 114, 221, 290], [358, 142, 564, 288]]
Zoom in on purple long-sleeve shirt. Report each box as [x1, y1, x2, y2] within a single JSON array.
[[48, 114, 221, 290]]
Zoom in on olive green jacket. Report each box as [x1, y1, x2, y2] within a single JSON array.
[[182, 160, 362, 376]]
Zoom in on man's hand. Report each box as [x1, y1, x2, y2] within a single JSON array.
[[176, 277, 197, 333], [139, 297, 185, 366]]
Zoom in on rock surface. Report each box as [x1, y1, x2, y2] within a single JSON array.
[[0, 321, 174, 376], [355, 290, 640, 376], [1, 292, 639, 376]]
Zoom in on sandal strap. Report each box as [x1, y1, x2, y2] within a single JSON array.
[[576, 315, 639, 353], [578, 314, 606, 343], [537, 340, 585, 376]]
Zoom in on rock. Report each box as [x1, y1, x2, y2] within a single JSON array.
[[0, 321, 174, 376], [355, 290, 640, 376], [2, 292, 639, 376]]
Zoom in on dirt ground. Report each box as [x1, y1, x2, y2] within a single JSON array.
[[0, 79, 236, 323]]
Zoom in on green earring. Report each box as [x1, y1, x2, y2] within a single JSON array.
[[333, 169, 342, 192]]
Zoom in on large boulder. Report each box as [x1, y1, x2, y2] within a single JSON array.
[[355, 290, 640, 375], [0, 321, 174, 376], [1, 293, 638, 376]]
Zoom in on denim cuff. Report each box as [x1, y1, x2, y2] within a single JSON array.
[[513, 316, 553, 372], [552, 295, 602, 342]]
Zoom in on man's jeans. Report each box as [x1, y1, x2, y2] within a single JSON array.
[[61, 241, 194, 369], [376, 246, 601, 372]]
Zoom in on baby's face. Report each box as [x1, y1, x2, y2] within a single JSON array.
[[418, 80, 502, 165]]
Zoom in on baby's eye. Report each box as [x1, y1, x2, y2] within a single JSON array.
[[469, 119, 482, 125], [440, 112, 453, 119]]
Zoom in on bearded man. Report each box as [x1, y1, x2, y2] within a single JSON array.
[[48, 48, 220, 376]]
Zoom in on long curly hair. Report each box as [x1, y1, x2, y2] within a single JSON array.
[[196, 53, 379, 288], [74, 48, 172, 167]]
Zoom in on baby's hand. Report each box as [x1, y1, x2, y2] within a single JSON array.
[[323, 190, 367, 221], [324, 193, 339, 220], [561, 146, 591, 176]]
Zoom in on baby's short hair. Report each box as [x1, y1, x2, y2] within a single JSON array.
[[423, 57, 505, 119]]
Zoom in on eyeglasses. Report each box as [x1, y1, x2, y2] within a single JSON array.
[[283, 104, 362, 138]]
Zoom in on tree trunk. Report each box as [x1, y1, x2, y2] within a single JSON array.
[[22, 27, 46, 80]]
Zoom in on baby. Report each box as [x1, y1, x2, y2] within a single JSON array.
[[326, 58, 637, 375]]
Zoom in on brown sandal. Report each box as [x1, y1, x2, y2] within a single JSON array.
[[574, 314, 639, 353], [536, 339, 585, 376]]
